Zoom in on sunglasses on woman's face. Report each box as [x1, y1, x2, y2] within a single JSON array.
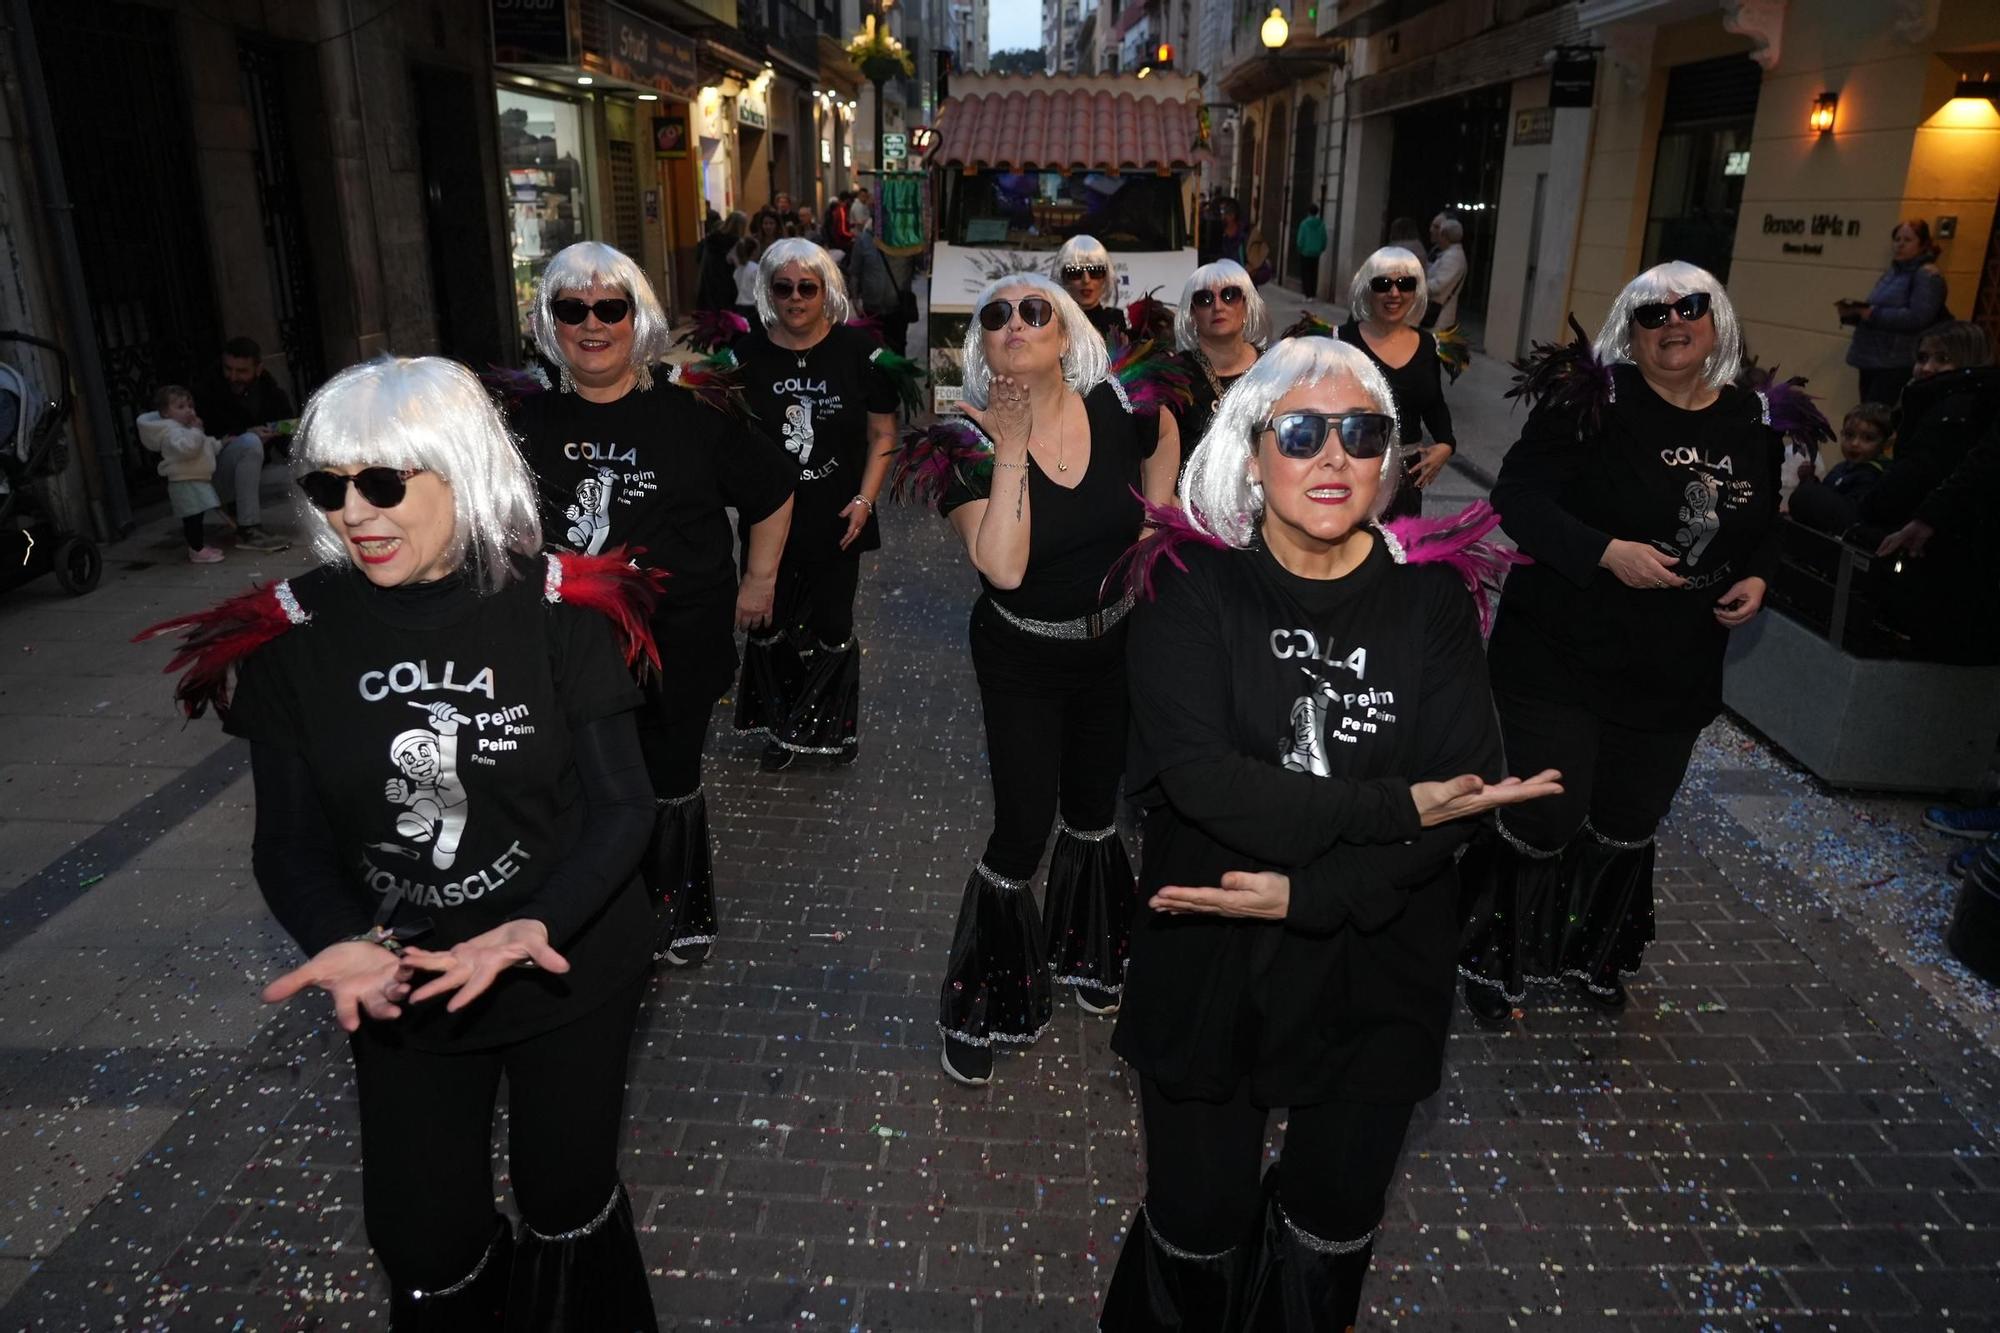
[[1191, 286, 1244, 309], [978, 297, 1056, 331], [1368, 275, 1420, 294], [1062, 264, 1108, 281], [299, 467, 424, 512], [1259, 412, 1395, 461], [550, 298, 632, 326], [1631, 292, 1712, 329], [771, 279, 822, 300]]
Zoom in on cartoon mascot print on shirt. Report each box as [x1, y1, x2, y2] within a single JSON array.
[[385, 701, 472, 869], [565, 466, 617, 554], [781, 400, 817, 467]]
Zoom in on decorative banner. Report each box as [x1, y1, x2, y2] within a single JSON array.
[[877, 172, 925, 252], [653, 113, 689, 159]]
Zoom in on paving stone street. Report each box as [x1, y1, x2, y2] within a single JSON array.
[[3, 330, 2000, 1330]]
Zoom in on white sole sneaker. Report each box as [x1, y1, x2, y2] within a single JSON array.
[[939, 1041, 992, 1087], [1074, 988, 1120, 1016]]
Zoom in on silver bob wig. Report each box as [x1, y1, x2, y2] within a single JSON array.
[[1174, 259, 1272, 352], [1180, 336, 1402, 549], [1435, 216, 1465, 244], [531, 241, 674, 391], [1593, 260, 1742, 391], [753, 237, 854, 328], [1056, 235, 1113, 294], [1348, 247, 1428, 326], [958, 272, 1108, 409], [292, 356, 542, 594]]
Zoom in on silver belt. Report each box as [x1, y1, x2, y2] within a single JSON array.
[[988, 591, 1135, 640]]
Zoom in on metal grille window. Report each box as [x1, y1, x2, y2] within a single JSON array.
[[239, 39, 327, 401], [1641, 54, 1763, 282], [608, 139, 644, 260]]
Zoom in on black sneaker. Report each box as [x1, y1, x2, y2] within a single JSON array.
[[1948, 840, 1990, 879], [1463, 978, 1513, 1026], [660, 940, 712, 967], [760, 742, 795, 772], [1574, 975, 1628, 1012], [234, 524, 288, 552], [940, 1035, 993, 1086]]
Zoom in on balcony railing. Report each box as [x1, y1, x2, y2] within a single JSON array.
[[739, 0, 820, 72]]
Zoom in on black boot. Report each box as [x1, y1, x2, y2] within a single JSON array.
[[1244, 1174, 1378, 1331], [938, 861, 1053, 1087], [389, 1214, 512, 1331], [649, 786, 717, 966], [734, 627, 802, 736], [506, 1184, 658, 1332], [1457, 814, 1571, 1012], [1043, 817, 1137, 1016], [1100, 1203, 1251, 1331]]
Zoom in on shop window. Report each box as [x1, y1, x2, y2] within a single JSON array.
[[499, 88, 591, 354], [1641, 54, 1762, 282]]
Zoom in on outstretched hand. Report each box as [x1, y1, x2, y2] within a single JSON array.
[[1150, 869, 1291, 920], [1410, 770, 1564, 827], [262, 939, 412, 1033], [400, 920, 569, 1014]]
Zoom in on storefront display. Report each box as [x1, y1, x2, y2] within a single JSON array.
[[498, 88, 591, 355]]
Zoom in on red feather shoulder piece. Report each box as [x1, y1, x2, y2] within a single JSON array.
[[543, 548, 669, 677], [1113, 494, 1232, 602], [1108, 338, 1196, 417], [1378, 500, 1529, 634], [133, 579, 312, 720], [668, 354, 751, 423]]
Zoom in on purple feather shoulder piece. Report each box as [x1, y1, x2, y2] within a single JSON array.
[[1739, 363, 1835, 455], [1114, 495, 1232, 602], [1378, 500, 1528, 634], [675, 309, 750, 355], [1507, 314, 1613, 433], [891, 416, 991, 508]]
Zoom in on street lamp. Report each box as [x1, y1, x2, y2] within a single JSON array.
[[846, 3, 914, 173], [1260, 7, 1289, 50]]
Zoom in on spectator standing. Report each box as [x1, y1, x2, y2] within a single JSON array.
[[1294, 203, 1327, 297], [194, 337, 293, 552], [697, 210, 748, 312], [1424, 214, 1468, 331], [1840, 220, 1948, 407]]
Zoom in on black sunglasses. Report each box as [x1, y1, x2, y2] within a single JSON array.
[[1258, 412, 1395, 461], [1368, 275, 1421, 294], [549, 298, 632, 326], [299, 467, 423, 511], [770, 279, 822, 300], [1191, 286, 1245, 309], [1631, 292, 1712, 329], [1062, 264, 1109, 280], [978, 297, 1056, 331]]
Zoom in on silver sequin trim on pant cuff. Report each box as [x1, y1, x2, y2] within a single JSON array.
[[938, 1017, 1052, 1048], [658, 785, 705, 807], [1494, 813, 1563, 859], [524, 1185, 622, 1243], [1458, 963, 1640, 1005], [973, 862, 1029, 891], [1582, 817, 1655, 851], [1276, 1199, 1377, 1256], [1141, 1205, 1236, 1263], [1054, 973, 1123, 995], [412, 1223, 506, 1299], [1054, 816, 1119, 842]]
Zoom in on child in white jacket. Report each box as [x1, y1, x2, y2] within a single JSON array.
[[136, 385, 227, 563]]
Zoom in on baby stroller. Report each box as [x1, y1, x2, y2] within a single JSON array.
[[0, 330, 99, 596]]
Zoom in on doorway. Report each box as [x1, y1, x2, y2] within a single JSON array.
[[1641, 54, 1761, 282], [1385, 83, 1510, 333], [1289, 96, 1320, 293], [416, 66, 506, 368]]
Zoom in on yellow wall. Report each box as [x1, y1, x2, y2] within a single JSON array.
[[1568, 0, 2000, 419]]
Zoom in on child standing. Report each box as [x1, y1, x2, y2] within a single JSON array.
[[136, 385, 228, 563]]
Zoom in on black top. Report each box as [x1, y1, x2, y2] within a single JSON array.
[[196, 370, 296, 439], [223, 560, 652, 1050], [1113, 538, 1502, 1105], [1084, 304, 1127, 352], [732, 324, 899, 555], [1170, 348, 1252, 461], [1487, 363, 1782, 732], [939, 381, 1158, 620], [1860, 366, 2000, 529], [512, 379, 795, 703], [1823, 458, 1886, 500], [1336, 321, 1455, 448]]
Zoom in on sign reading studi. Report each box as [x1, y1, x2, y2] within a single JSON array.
[[600, 3, 699, 101], [1763, 212, 1862, 257], [1513, 107, 1553, 146]]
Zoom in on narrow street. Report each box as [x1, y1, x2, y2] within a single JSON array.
[[2, 453, 1998, 1329]]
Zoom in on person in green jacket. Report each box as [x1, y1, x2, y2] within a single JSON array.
[[1294, 204, 1328, 296]]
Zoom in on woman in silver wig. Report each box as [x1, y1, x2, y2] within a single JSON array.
[[1169, 258, 1269, 475], [1057, 233, 1128, 350], [1103, 337, 1556, 1332], [729, 237, 903, 771], [512, 240, 796, 971], [914, 271, 1180, 1088], [141, 356, 667, 1329], [1460, 260, 1787, 1026], [1338, 246, 1457, 520]]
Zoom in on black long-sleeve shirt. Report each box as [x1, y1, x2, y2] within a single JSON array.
[[225, 559, 654, 1049], [1112, 537, 1503, 1105], [1337, 320, 1455, 450], [1487, 363, 1782, 733]]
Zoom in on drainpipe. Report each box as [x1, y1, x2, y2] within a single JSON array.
[[7, 0, 130, 536]]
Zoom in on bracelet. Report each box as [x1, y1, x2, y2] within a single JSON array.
[[852, 495, 874, 509], [343, 925, 407, 956], [992, 460, 1029, 470]]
